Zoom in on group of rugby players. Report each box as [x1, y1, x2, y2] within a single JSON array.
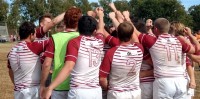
[[7, 3, 198, 99]]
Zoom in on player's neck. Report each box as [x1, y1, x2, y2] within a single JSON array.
[[120, 41, 132, 46], [65, 28, 77, 32], [22, 37, 32, 43]]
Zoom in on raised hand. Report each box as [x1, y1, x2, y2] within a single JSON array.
[[87, 11, 96, 18], [109, 12, 116, 20], [146, 19, 153, 27], [122, 11, 130, 21], [116, 11, 124, 23], [95, 7, 104, 18], [109, 2, 117, 12], [184, 27, 192, 36]]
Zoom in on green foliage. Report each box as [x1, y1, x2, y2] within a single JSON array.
[[114, 0, 131, 12], [99, 0, 112, 25], [7, 0, 21, 29], [76, 0, 92, 14], [189, 5, 200, 31], [0, 0, 9, 22], [4, 0, 200, 32]]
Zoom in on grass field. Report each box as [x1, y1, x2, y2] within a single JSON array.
[[0, 42, 200, 99]]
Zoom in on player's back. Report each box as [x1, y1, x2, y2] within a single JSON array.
[[108, 43, 143, 91], [8, 41, 41, 91], [70, 36, 104, 89], [149, 34, 186, 78]]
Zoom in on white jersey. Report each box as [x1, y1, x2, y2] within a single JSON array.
[[106, 44, 143, 91], [8, 41, 42, 91], [149, 34, 187, 78], [65, 35, 104, 89]]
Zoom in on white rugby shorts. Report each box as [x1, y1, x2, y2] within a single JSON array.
[[140, 82, 153, 99], [14, 86, 39, 99], [52, 90, 68, 99], [68, 87, 102, 99], [107, 88, 141, 99], [153, 77, 187, 99]]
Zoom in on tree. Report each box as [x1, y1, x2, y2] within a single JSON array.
[[76, 0, 92, 14], [99, 0, 112, 25], [90, 2, 99, 10], [7, 0, 21, 33], [0, 0, 9, 22], [188, 5, 200, 31], [114, 0, 131, 12], [18, 0, 47, 22], [133, 0, 191, 26]]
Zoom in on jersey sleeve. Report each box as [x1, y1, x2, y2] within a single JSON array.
[[36, 27, 45, 38], [143, 48, 151, 60], [65, 38, 79, 62], [27, 39, 49, 55], [138, 34, 156, 49], [186, 56, 192, 67], [99, 47, 116, 77], [177, 37, 191, 53], [95, 33, 105, 44], [44, 38, 55, 58], [105, 35, 120, 47]]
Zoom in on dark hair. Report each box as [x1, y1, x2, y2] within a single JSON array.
[[111, 30, 118, 37], [19, 22, 36, 40], [64, 7, 82, 28], [117, 21, 134, 42], [130, 16, 147, 33], [39, 13, 52, 24], [78, 16, 97, 36]]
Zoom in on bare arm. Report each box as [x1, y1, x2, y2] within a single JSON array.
[[109, 12, 120, 29], [8, 69, 14, 84], [109, 3, 117, 12], [186, 66, 196, 89], [96, 7, 105, 34], [43, 12, 65, 33], [122, 11, 141, 37], [40, 57, 52, 98], [109, 3, 124, 23], [43, 61, 75, 99], [187, 54, 200, 64], [140, 70, 154, 78], [99, 77, 108, 90], [40, 57, 53, 87], [184, 27, 200, 53]]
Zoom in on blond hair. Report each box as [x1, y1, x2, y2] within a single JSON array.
[[170, 21, 185, 36]]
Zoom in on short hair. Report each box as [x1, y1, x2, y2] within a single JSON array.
[[19, 22, 36, 40], [169, 21, 185, 36], [39, 13, 52, 24], [64, 7, 82, 28], [130, 17, 147, 33], [78, 16, 97, 36], [154, 18, 170, 33], [117, 21, 134, 42]]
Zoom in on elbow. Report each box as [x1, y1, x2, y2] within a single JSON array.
[[42, 62, 51, 71], [99, 77, 108, 90]]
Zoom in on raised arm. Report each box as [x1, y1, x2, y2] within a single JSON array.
[[43, 12, 65, 33], [109, 3, 124, 23], [109, 12, 120, 29], [122, 11, 141, 37], [95, 7, 105, 34], [87, 10, 96, 18], [184, 27, 200, 54]]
